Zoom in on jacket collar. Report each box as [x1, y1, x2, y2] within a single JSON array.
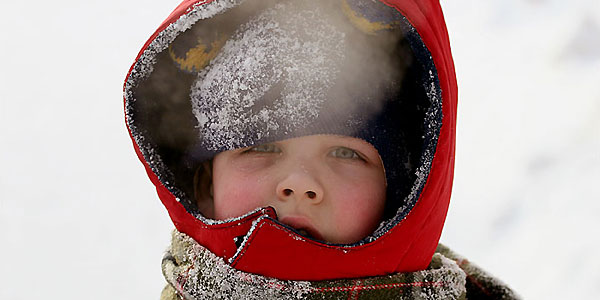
[[162, 230, 468, 300]]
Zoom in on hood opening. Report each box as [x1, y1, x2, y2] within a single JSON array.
[[125, 0, 442, 245]]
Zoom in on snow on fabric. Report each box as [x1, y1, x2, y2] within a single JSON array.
[[191, 2, 346, 150], [124, 0, 246, 188], [161, 231, 469, 300]]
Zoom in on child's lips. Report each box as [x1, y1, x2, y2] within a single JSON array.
[[279, 216, 324, 241]]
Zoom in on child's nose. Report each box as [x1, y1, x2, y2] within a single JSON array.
[[276, 171, 324, 204]]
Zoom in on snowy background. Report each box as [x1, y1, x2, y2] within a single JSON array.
[[1, 0, 598, 299]]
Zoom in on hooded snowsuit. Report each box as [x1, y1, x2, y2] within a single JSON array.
[[123, 0, 520, 299]]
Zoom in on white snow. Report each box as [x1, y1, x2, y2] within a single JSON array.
[[439, 0, 600, 299], [0, 0, 598, 299]]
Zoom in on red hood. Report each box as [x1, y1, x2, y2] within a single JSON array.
[[124, 0, 457, 281]]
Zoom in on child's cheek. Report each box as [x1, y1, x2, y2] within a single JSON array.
[[332, 202, 381, 243], [331, 182, 385, 241], [213, 172, 270, 220]]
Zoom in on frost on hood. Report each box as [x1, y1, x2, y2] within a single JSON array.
[[124, 0, 250, 211], [125, 0, 442, 245], [191, 2, 346, 150]]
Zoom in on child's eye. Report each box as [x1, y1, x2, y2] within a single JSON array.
[[330, 147, 363, 160], [247, 143, 282, 153]]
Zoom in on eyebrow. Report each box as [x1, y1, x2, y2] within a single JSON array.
[[333, 137, 375, 150]]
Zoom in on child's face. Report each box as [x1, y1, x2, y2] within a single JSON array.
[[211, 134, 387, 244]]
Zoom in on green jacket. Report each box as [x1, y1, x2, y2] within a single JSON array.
[[161, 231, 519, 300]]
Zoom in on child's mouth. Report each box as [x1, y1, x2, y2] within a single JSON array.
[[297, 229, 310, 237], [279, 216, 324, 241], [296, 228, 320, 240], [294, 227, 324, 241]]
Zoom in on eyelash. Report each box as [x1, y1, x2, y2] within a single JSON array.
[[329, 147, 365, 161], [244, 144, 282, 153], [244, 144, 365, 162]]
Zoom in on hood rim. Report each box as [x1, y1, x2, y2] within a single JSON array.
[[124, 0, 457, 280], [124, 0, 442, 247]]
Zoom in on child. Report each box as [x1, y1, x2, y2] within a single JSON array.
[[124, 0, 520, 299], [202, 134, 388, 244]]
